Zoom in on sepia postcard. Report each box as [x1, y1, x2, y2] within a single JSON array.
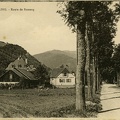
[[0, 1, 120, 119]]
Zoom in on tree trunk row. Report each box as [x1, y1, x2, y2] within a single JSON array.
[[76, 21, 101, 111]]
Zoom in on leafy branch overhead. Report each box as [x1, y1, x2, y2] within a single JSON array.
[[57, 2, 120, 31]]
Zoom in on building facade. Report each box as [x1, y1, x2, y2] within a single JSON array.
[[50, 67, 75, 88]]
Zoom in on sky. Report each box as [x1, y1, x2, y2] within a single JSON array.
[[0, 2, 119, 55]]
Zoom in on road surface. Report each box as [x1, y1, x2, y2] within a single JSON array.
[[98, 83, 120, 118]]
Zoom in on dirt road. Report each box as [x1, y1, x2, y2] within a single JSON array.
[[98, 83, 120, 118]]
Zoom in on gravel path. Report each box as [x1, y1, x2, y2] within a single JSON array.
[[98, 83, 120, 118]]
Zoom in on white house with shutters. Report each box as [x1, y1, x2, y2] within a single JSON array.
[[50, 67, 75, 88]]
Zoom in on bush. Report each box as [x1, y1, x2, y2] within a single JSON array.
[[50, 111, 62, 117], [4, 83, 9, 89], [3, 112, 11, 118], [34, 111, 40, 117], [47, 101, 102, 118], [0, 83, 4, 89], [90, 93, 101, 104], [86, 103, 102, 112], [12, 83, 20, 89], [74, 110, 88, 117], [48, 105, 75, 117]]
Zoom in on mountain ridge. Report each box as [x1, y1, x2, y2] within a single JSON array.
[[34, 50, 76, 72]]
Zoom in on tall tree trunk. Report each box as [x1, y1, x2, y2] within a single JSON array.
[[96, 64, 99, 91], [97, 67, 101, 91], [91, 30, 97, 96], [76, 24, 86, 112], [85, 22, 92, 100], [96, 56, 100, 92], [95, 57, 98, 92], [92, 56, 96, 96]]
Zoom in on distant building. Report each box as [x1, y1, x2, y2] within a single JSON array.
[[50, 67, 75, 88], [0, 56, 38, 87]]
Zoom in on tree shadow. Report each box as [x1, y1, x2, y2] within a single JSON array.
[[99, 107, 120, 113], [108, 86, 120, 89], [101, 96, 120, 101], [101, 92, 120, 95]]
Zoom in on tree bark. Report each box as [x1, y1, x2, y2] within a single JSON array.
[[85, 22, 92, 100], [92, 56, 96, 96], [76, 24, 86, 112], [91, 28, 96, 96], [96, 56, 100, 92]]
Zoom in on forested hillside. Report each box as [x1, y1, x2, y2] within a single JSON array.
[[0, 41, 41, 76]]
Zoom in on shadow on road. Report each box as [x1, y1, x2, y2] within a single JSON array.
[[108, 86, 120, 89], [101, 96, 120, 101], [99, 107, 120, 113], [101, 92, 120, 95]]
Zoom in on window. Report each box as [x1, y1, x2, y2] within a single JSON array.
[[18, 64, 22, 68], [59, 79, 65, 83], [66, 79, 71, 82], [63, 73, 67, 76], [12, 65, 15, 68]]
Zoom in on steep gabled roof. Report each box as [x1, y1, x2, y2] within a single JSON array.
[[50, 67, 70, 78], [0, 68, 37, 81], [15, 68, 37, 80], [12, 69, 28, 79], [6, 57, 27, 70], [14, 57, 27, 66], [0, 69, 27, 80]]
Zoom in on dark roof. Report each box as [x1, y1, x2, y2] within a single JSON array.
[[0, 68, 37, 81], [12, 69, 28, 79], [15, 68, 37, 80], [50, 67, 70, 78], [0, 69, 27, 80]]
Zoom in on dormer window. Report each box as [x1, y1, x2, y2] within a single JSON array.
[[12, 65, 15, 68], [18, 64, 22, 68], [64, 73, 67, 76]]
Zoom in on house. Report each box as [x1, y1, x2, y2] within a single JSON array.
[[0, 68, 39, 87], [0, 56, 38, 88], [50, 67, 75, 88]]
